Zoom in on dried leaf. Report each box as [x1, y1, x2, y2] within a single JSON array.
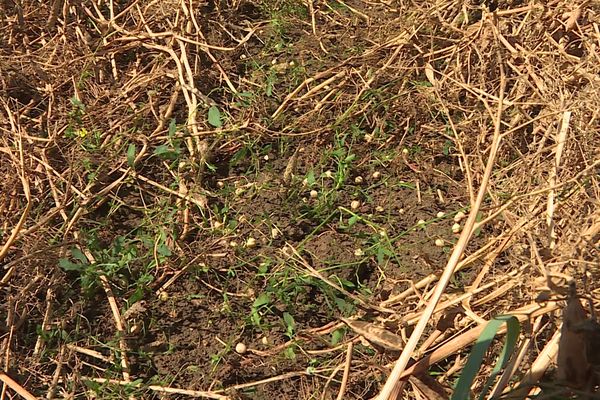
[[341, 318, 403, 351]]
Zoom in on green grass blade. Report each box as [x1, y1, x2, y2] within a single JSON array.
[[451, 315, 521, 400]]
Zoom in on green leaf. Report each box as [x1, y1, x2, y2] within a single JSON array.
[[283, 312, 295, 337], [59, 258, 84, 272], [71, 248, 88, 264], [348, 214, 359, 227], [208, 106, 222, 128], [451, 315, 520, 400], [253, 293, 271, 308], [306, 170, 316, 186], [168, 119, 177, 137], [127, 144, 136, 167], [331, 328, 344, 345]]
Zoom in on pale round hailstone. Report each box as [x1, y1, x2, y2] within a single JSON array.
[[263, 155, 269, 161], [240, 54, 247, 60], [452, 223, 461, 233], [310, 189, 318, 199], [324, 170, 333, 178], [354, 248, 364, 256], [350, 200, 360, 210], [454, 211, 466, 223], [271, 228, 280, 239], [417, 219, 426, 227], [245, 237, 257, 248], [229, 241, 238, 248], [436, 211, 445, 218], [354, 176, 364, 184], [402, 148, 409, 155], [375, 206, 384, 212], [435, 238, 444, 247], [261, 336, 269, 345], [217, 181, 225, 188], [235, 342, 247, 354], [372, 171, 381, 179], [398, 208, 405, 214]]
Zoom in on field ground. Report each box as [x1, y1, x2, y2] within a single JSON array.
[[1, 0, 599, 399]]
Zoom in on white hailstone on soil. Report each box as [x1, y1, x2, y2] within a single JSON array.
[[271, 58, 277, 65], [310, 189, 318, 199], [402, 148, 409, 155], [417, 219, 426, 227], [324, 170, 333, 178], [261, 336, 269, 345], [435, 238, 445, 247], [229, 241, 238, 248], [375, 206, 384, 212], [235, 342, 247, 354], [436, 211, 445, 218], [158, 291, 169, 301], [289, 61, 295, 67], [350, 200, 360, 210], [354, 176, 364, 184], [302, 178, 309, 186], [354, 248, 364, 256], [364, 134, 374, 143], [263, 154, 269, 161], [240, 54, 247, 60], [398, 208, 405, 214], [216, 181, 225, 188], [245, 237, 257, 248], [454, 211, 466, 223], [271, 228, 280, 239], [372, 171, 381, 179], [452, 223, 461, 234]]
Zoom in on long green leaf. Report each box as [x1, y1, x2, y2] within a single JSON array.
[[451, 315, 520, 400]]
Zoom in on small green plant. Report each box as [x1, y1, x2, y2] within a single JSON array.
[[451, 315, 521, 400]]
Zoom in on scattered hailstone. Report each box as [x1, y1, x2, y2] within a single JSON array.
[[261, 336, 269, 345], [240, 54, 247, 60], [158, 291, 169, 301], [375, 206, 384, 212], [235, 342, 247, 354], [271, 58, 277, 65], [354, 176, 364, 184], [398, 208, 405, 214], [310, 189, 318, 199], [379, 230, 387, 237], [402, 148, 409, 155], [216, 181, 225, 188], [452, 223, 462, 233], [302, 178, 309, 186], [289, 60, 295, 67], [229, 241, 238, 248], [435, 238, 445, 247], [436, 211, 445, 218], [417, 219, 426, 227], [350, 200, 361, 210], [372, 171, 381, 179], [454, 211, 466, 223], [263, 154, 269, 161], [354, 248, 364, 256], [364, 134, 374, 143], [245, 237, 257, 248], [324, 170, 333, 178], [271, 228, 280, 239]]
